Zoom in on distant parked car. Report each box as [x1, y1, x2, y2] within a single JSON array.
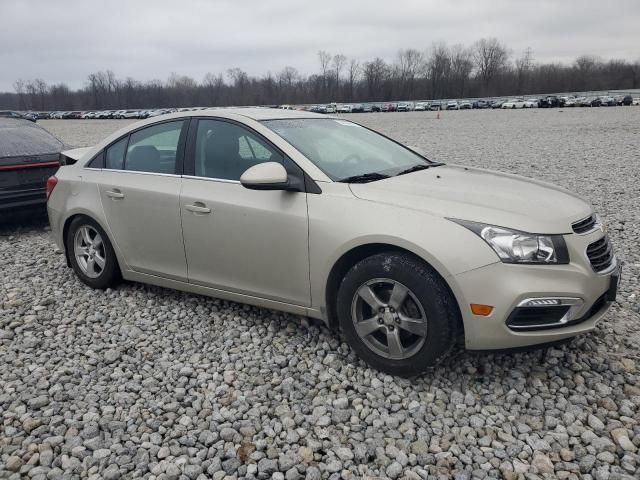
[[397, 102, 413, 112], [371, 104, 382, 112], [446, 101, 459, 110], [0, 111, 37, 122], [472, 99, 490, 109], [414, 102, 427, 111], [523, 99, 539, 108], [115, 110, 141, 119], [337, 104, 353, 113], [539, 96, 561, 108], [382, 103, 397, 112], [600, 96, 616, 106], [501, 99, 528, 109], [490, 99, 505, 109], [581, 97, 602, 107], [459, 101, 472, 110], [633, 98, 640, 106], [428, 102, 442, 111], [622, 95, 633, 106], [0, 118, 68, 211]]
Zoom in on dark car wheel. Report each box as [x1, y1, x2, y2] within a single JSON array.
[[67, 216, 121, 289], [336, 252, 460, 376]]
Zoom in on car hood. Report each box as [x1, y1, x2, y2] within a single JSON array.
[[349, 165, 592, 234]]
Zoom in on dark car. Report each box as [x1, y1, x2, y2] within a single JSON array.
[[0, 119, 68, 212], [622, 95, 633, 106], [588, 97, 603, 107], [472, 99, 490, 109], [539, 96, 564, 108], [0, 110, 37, 122]]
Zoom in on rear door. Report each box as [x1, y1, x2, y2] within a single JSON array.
[[96, 119, 189, 281]]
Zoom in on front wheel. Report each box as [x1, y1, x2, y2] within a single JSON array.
[[67, 216, 121, 289], [336, 252, 460, 376]]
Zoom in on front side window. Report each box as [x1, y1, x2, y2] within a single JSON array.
[[124, 120, 184, 174], [194, 119, 283, 181], [262, 118, 433, 181]]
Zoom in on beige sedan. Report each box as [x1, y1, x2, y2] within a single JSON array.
[[47, 108, 619, 375]]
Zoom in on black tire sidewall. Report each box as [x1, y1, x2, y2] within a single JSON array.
[[336, 253, 458, 376], [66, 216, 120, 289]]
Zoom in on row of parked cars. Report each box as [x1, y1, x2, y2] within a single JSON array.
[[47, 108, 180, 120], [320, 94, 639, 113], [5, 93, 639, 122]]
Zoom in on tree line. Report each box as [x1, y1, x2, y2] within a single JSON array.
[[1, 38, 639, 111]]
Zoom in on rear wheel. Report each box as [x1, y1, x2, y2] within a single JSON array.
[[67, 216, 120, 289], [336, 252, 459, 376]]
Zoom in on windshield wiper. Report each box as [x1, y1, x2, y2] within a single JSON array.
[[395, 162, 444, 176], [338, 172, 391, 183]]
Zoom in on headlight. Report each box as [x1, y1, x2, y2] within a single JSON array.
[[451, 220, 569, 264]]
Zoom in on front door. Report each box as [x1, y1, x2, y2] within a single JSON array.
[[180, 118, 310, 306]]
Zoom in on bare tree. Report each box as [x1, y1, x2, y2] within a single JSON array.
[[473, 38, 510, 92], [332, 54, 347, 99], [449, 45, 473, 97], [362, 57, 388, 100], [13, 80, 26, 110], [347, 59, 360, 100], [426, 43, 451, 99], [397, 49, 423, 98], [318, 50, 332, 96]]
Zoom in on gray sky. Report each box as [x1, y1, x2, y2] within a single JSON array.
[[1, 0, 639, 91]]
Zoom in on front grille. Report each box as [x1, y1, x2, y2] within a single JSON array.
[[572, 214, 596, 234], [586, 236, 614, 272]]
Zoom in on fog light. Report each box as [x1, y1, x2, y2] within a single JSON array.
[[471, 304, 494, 316]]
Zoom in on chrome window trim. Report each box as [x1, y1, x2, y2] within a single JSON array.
[[83, 167, 241, 184], [182, 175, 241, 185], [82, 167, 180, 178]]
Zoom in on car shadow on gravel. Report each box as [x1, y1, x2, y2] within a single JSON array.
[[0, 207, 49, 235]]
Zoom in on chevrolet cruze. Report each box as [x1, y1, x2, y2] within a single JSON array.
[[47, 108, 620, 375]]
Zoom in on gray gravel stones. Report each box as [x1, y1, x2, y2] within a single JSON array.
[[2, 110, 640, 478]]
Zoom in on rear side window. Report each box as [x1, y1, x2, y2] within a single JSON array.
[[125, 121, 184, 174], [105, 137, 127, 170]]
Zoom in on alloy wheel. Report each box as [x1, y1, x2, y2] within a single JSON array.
[[351, 278, 428, 360], [74, 225, 106, 278]]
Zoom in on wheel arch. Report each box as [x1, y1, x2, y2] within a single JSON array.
[[62, 212, 123, 272], [324, 242, 464, 339]]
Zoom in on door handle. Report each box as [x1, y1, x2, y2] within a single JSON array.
[[185, 202, 211, 214], [105, 189, 124, 199]]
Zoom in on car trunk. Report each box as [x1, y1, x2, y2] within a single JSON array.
[[0, 118, 66, 211], [0, 153, 61, 209]]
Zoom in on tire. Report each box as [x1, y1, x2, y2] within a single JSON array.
[[66, 216, 121, 289], [336, 252, 460, 376]]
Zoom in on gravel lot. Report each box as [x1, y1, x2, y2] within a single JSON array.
[[2, 109, 640, 480]]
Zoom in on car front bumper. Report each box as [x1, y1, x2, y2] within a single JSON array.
[[451, 231, 619, 350]]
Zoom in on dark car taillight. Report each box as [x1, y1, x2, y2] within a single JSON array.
[[46, 176, 58, 200]]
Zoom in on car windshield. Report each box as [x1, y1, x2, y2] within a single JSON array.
[[262, 118, 435, 181]]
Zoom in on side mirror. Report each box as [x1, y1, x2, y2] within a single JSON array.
[[240, 162, 290, 191]]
